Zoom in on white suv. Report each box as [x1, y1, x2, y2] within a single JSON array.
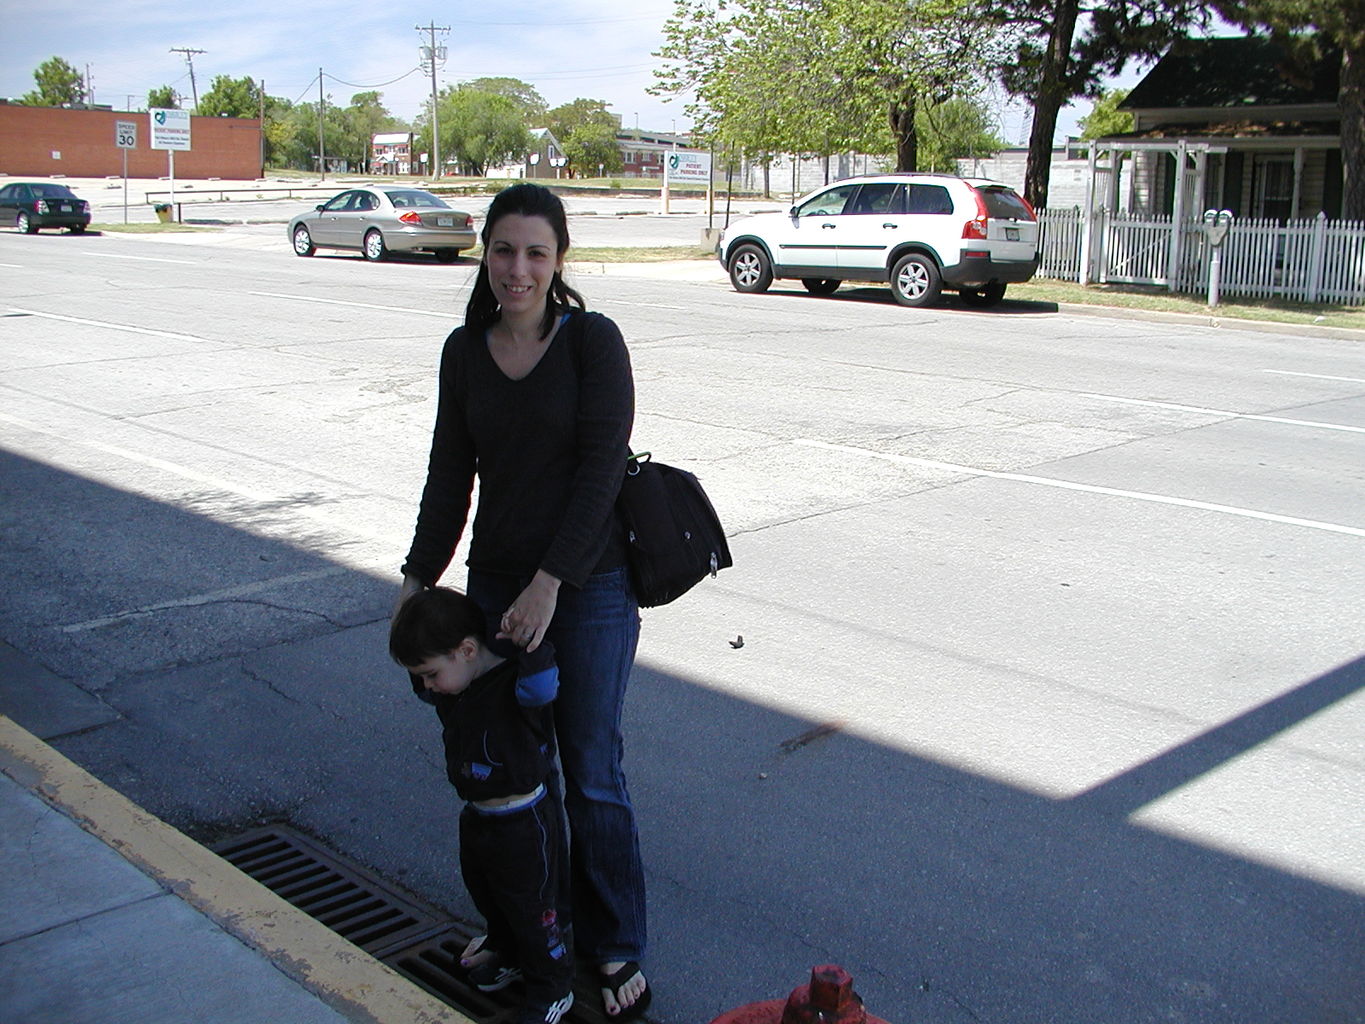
[[718, 173, 1039, 307]]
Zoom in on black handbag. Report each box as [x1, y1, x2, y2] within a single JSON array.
[[617, 451, 732, 607]]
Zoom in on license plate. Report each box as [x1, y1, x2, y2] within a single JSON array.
[[436, 216, 453, 226], [1006, 227, 1019, 241]]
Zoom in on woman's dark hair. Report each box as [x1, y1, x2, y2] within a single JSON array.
[[465, 183, 586, 338], [389, 587, 488, 667]]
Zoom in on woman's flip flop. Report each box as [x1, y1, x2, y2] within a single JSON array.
[[600, 960, 651, 1019]]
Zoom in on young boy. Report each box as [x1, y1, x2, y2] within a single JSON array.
[[390, 587, 573, 1024]]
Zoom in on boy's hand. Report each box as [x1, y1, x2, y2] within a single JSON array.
[[497, 570, 561, 652], [393, 574, 425, 619]]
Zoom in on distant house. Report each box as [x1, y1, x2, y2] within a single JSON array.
[[488, 128, 568, 179], [1093, 35, 1343, 221], [372, 132, 413, 175]]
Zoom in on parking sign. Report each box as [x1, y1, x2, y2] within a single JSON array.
[[116, 121, 137, 149], [149, 108, 191, 151]]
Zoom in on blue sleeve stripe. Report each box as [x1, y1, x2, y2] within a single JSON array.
[[516, 665, 559, 707]]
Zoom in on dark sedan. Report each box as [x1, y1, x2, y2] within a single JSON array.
[[0, 181, 92, 234]]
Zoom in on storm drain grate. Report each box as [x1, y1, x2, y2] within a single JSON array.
[[211, 826, 616, 1024], [211, 825, 450, 959]]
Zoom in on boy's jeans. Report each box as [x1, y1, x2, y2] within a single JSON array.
[[468, 567, 646, 965]]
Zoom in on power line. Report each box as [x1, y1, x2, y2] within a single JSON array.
[[323, 66, 424, 90]]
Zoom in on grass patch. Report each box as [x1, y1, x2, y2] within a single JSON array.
[[93, 222, 216, 234], [1012, 278, 1365, 331], [567, 245, 717, 263]]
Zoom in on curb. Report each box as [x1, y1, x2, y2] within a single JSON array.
[[0, 715, 472, 1024]]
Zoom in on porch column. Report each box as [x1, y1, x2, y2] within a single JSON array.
[[1079, 143, 1098, 286], [1167, 140, 1188, 292], [1292, 148, 1305, 219]]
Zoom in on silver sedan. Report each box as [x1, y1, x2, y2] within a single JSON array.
[[288, 187, 477, 262]]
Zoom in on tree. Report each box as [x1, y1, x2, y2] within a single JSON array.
[[916, 96, 1007, 171], [1210, 1, 1365, 218], [22, 57, 85, 107], [466, 78, 547, 122], [147, 85, 178, 109], [990, 0, 1209, 209], [198, 75, 261, 118], [422, 84, 532, 176], [345, 92, 403, 172], [546, 98, 625, 176], [1077, 87, 1133, 139]]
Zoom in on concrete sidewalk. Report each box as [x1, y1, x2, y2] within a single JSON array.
[[0, 712, 470, 1024]]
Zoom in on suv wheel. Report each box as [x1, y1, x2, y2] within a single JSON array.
[[959, 282, 1006, 307], [728, 244, 773, 293], [890, 253, 941, 308], [801, 278, 841, 296]]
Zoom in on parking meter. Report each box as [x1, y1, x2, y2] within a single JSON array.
[[1201, 209, 1234, 306]]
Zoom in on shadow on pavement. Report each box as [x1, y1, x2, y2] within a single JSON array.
[[0, 448, 1360, 1024]]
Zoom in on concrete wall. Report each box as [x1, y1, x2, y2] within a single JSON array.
[[0, 105, 262, 179]]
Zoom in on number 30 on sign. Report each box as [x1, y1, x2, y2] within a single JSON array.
[[116, 121, 137, 149]]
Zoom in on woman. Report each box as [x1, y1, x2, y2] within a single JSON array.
[[399, 183, 649, 1018]]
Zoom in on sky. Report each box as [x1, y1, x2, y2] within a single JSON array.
[[3, 1, 1183, 148]]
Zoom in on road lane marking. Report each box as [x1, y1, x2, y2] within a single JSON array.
[[83, 251, 197, 265], [60, 569, 349, 633], [6, 307, 207, 343], [0, 263, 22, 269], [794, 438, 1365, 539], [1262, 369, 1365, 385], [249, 291, 455, 318], [1079, 392, 1365, 434]]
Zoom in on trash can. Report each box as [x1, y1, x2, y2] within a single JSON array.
[[154, 203, 173, 223]]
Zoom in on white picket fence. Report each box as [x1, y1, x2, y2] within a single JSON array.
[[1038, 208, 1365, 305]]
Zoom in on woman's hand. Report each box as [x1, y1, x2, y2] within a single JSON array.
[[497, 570, 561, 652], [393, 574, 425, 619]]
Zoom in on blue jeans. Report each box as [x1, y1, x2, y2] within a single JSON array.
[[467, 567, 646, 965]]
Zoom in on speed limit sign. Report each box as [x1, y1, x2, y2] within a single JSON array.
[[115, 121, 137, 149]]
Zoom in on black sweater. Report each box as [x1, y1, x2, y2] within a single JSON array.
[[402, 310, 634, 589]]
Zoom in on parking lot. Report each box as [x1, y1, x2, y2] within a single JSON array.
[[1, 221, 1363, 1022]]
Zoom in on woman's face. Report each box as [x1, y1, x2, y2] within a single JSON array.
[[484, 212, 563, 321]]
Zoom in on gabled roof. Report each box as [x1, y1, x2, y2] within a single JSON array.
[[1121, 36, 1339, 111]]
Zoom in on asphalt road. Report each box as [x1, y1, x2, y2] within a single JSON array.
[[2, 224, 1363, 1023]]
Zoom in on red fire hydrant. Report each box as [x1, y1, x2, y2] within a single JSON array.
[[709, 965, 892, 1024]]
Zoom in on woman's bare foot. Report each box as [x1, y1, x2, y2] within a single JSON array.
[[600, 960, 649, 1017]]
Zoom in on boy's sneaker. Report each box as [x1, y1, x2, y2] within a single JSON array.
[[518, 992, 574, 1024], [467, 955, 522, 992]]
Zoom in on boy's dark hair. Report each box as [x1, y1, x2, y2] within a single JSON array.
[[389, 587, 488, 667]]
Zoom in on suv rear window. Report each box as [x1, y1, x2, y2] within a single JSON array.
[[977, 186, 1033, 220], [906, 184, 953, 214]]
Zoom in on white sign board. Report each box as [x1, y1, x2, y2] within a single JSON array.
[[115, 121, 137, 149], [666, 150, 712, 184], [149, 108, 191, 151]]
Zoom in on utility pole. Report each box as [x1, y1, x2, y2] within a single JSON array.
[[416, 22, 449, 178], [317, 69, 326, 180], [170, 47, 205, 112], [84, 64, 94, 106]]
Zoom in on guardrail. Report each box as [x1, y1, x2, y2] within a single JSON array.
[[142, 184, 341, 205]]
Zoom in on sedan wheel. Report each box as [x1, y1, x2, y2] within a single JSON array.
[[363, 229, 387, 262], [959, 282, 1006, 307], [801, 278, 841, 296], [434, 248, 460, 263], [890, 252, 942, 308], [728, 244, 772, 293], [292, 225, 315, 257], [17, 212, 36, 234]]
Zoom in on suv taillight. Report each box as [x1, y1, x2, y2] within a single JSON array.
[[36, 200, 49, 215], [398, 210, 422, 225], [962, 187, 989, 240]]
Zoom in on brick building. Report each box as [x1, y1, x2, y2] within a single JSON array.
[[0, 103, 262, 179]]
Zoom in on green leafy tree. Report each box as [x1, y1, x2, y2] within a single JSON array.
[[419, 85, 532, 176], [466, 78, 547, 122], [198, 75, 261, 118], [654, 0, 994, 173], [547, 98, 625, 176], [988, 0, 1209, 208], [344, 91, 404, 171], [1210, 1, 1365, 218], [147, 85, 178, 109], [916, 96, 1007, 171], [1077, 87, 1134, 139], [22, 57, 85, 107]]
